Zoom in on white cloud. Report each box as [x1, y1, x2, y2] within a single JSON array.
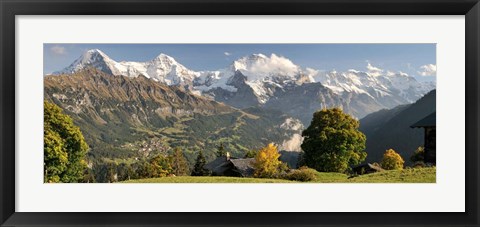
[[418, 64, 437, 76], [249, 53, 299, 76], [305, 67, 319, 76], [366, 62, 383, 77], [224, 52, 231, 56], [50, 45, 67, 55]]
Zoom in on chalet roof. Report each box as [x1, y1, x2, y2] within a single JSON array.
[[230, 158, 255, 176], [352, 163, 384, 172], [366, 163, 384, 172], [205, 156, 255, 177], [411, 112, 436, 128], [205, 156, 228, 171]]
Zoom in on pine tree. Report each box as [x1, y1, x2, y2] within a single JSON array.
[[170, 147, 190, 176], [216, 143, 227, 157], [192, 150, 210, 176]]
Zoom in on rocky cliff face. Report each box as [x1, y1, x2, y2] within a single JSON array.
[[45, 68, 233, 126], [44, 68, 303, 160]]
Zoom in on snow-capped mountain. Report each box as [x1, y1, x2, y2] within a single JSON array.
[[194, 53, 313, 104], [311, 64, 436, 108], [52, 49, 435, 120], [53, 49, 199, 86], [193, 54, 434, 113]]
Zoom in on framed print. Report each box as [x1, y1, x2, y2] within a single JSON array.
[[1, 0, 479, 226]]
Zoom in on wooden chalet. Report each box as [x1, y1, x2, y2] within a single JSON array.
[[411, 112, 436, 164], [205, 153, 255, 177]]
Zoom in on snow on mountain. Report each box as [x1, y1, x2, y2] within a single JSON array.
[[53, 49, 199, 86], [194, 53, 311, 104], [53, 49, 435, 110], [311, 63, 435, 105]]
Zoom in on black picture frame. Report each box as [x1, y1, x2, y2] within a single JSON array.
[[1, 0, 479, 226]]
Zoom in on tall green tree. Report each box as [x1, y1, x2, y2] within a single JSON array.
[[191, 150, 210, 176], [301, 108, 367, 173], [44, 101, 89, 182], [170, 147, 190, 176], [216, 143, 227, 157]]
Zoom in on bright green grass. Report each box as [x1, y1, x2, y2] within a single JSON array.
[[122, 176, 293, 183], [121, 167, 436, 183], [311, 172, 351, 183], [348, 167, 436, 183]]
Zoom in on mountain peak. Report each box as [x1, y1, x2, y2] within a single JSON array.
[[52, 49, 113, 75], [87, 48, 105, 54], [83, 49, 110, 60], [154, 53, 175, 61]]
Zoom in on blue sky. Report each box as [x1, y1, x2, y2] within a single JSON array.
[[44, 44, 436, 82]]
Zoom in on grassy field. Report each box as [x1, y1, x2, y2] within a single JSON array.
[[122, 167, 436, 183], [347, 167, 436, 183], [122, 176, 293, 183]]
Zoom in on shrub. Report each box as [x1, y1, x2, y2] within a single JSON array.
[[413, 161, 426, 168], [285, 167, 318, 182], [381, 149, 404, 170], [410, 146, 425, 163]]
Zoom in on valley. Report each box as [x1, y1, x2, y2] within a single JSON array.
[[44, 47, 436, 183]]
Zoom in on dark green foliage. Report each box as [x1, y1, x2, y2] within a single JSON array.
[[285, 167, 318, 182], [44, 101, 89, 183], [301, 108, 367, 173], [94, 162, 118, 183], [244, 150, 257, 158], [296, 152, 305, 169], [170, 147, 190, 176], [82, 167, 96, 183], [216, 143, 227, 157], [410, 146, 425, 163], [191, 151, 210, 176], [116, 163, 136, 181]]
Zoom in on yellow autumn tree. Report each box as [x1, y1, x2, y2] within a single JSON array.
[[381, 149, 405, 170], [253, 143, 285, 178]]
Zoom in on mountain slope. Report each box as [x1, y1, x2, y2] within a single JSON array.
[[44, 68, 303, 162], [359, 90, 436, 164], [52, 49, 436, 120], [313, 68, 435, 107]]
